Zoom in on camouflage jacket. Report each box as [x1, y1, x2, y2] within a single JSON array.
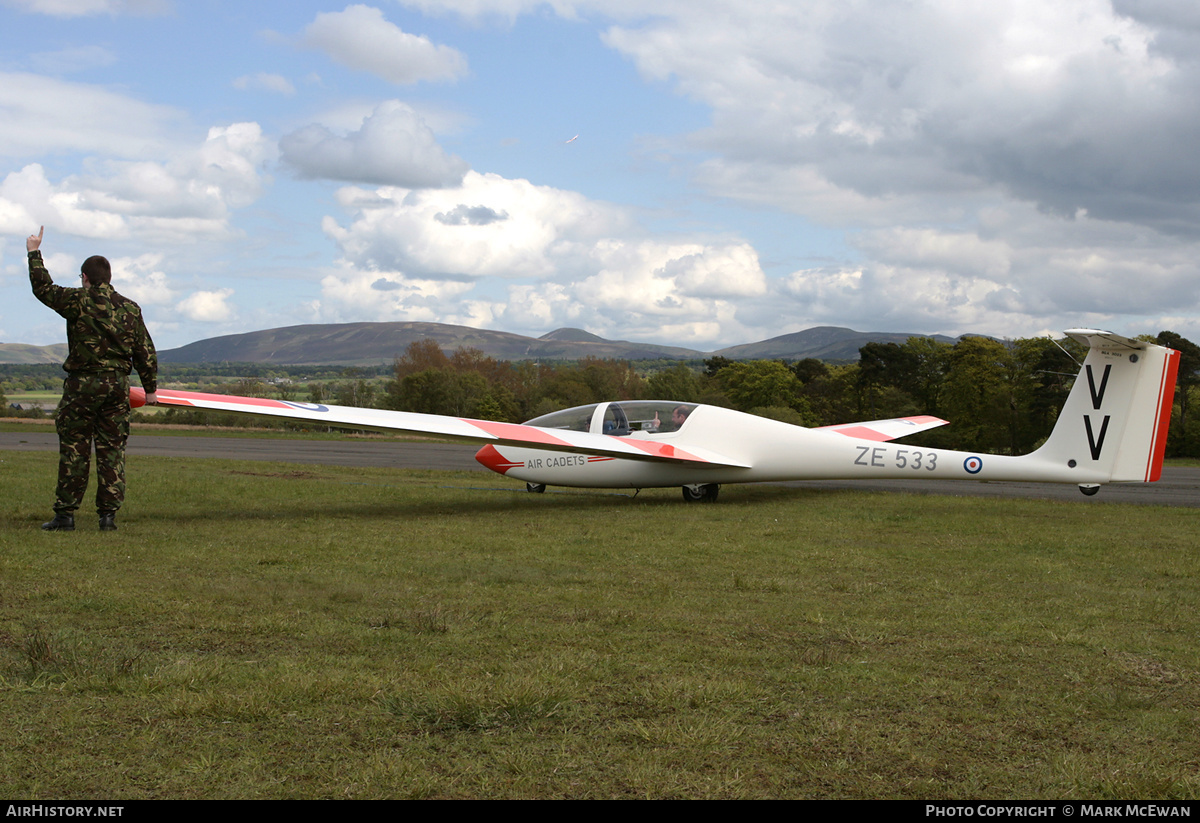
[[29, 250, 158, 393]]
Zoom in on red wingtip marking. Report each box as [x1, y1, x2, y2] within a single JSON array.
[[469, 420, 572, 447], [830, 426, 892, 442], [130, 387, 146, 408], [157, 389, 292, 409], [620, 438, 710, 463]]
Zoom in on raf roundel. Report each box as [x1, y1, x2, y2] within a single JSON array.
[[282, 401, 330, 413], [963, 456, 984, 474]]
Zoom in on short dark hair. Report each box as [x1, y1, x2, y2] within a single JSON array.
[[81, 256, 111, 286]]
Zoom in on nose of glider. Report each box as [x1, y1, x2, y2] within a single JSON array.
[[475, 444, 523, 475], [130, 386, 147, 408]]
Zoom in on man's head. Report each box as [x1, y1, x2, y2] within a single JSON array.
[[81, 255, 111, 286]]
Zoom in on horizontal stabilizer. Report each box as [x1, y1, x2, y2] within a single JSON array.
[[817, 415, 949, 442]]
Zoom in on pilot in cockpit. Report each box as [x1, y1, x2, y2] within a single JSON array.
[[647, 404, 691, 433]]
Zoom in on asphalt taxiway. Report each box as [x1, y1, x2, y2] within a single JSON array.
[[3, 431, 1199, 506]]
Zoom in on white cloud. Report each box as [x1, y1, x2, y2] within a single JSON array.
[[1, 0, 169, 16], [771, 203, 1200, 338], [232, 73, 296, 96], [110, 253, 174, 306], [316, 169, 769, 345], [407, 0, 1200, 340], [30, 45, 117, 74], [324, 170, 628, 279], [315, 264, 477, 324], [69, 122, 270, 231], [280, 100, 467, 187], [0, 166, 42, 233], [14, 1, 1200, 349], [0, 122, 271, 244], [395, 0, 650, 22], [598, 0, 1200, 233], [302, 4, 467, 85], [0, 72, 184, 159], [0, 164, 125, 238], [177, 288, 235, 323]]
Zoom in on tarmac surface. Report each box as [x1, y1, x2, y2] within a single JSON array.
[[4, 431, 1200, 506]]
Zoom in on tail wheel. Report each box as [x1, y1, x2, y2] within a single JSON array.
[[526, 482, 547, 494], [681, 483, 719, 503]]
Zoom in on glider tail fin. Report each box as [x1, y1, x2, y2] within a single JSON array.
[[1032, 330, 1179, 483]]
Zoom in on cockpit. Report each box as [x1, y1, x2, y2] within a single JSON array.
[[525, 401, 698, 437]]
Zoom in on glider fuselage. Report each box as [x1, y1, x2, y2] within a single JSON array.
[[473, 401, 1116, 489]]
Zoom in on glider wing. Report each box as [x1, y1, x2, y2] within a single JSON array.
[[134, 388, 751, 468]]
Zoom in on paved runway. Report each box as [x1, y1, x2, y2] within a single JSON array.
[[0, 431, 483, 470], [4, 430, 1199, 506]]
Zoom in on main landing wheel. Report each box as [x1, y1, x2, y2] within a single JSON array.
[[1078, 484, 1100, 496], [681, 483, 719, 503], [526, 482, 546, 494]]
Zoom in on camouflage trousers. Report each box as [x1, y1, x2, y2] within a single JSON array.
[[53, 373, 130, 515]]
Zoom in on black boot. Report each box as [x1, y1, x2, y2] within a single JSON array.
[[98, 512, 117, 532], [41, 513, 75, 531]]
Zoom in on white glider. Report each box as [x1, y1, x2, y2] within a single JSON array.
[[133, 329, 1179, 502]]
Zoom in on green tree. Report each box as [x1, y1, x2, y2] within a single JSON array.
[[646, 363, 702, 401], [1003, 336, 1083, 453], [1157, 331, 1200, 457], [900, 337, 953, 414], [579, 357, 645, 400], [940, 337, 1012, 452], [789, 358, 829, 385], [856, 342, 918, 418], [393, 339, 450, 380], [800, 363, 859, 426], [702, 355, 732, 377], [389, 369, 488, 417], [716, 360, 806, 412], [334, 378, 378, 408]]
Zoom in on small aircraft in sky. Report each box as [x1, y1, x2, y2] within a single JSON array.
[[132, 329, 1179, 501]]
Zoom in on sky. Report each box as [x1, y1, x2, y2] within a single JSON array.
[[3, 0, 1200, 353]]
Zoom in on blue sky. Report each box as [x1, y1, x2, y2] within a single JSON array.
[[4, 0, 1200, 352]]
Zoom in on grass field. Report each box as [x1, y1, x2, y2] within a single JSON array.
[[1, 447, 1199, 799]]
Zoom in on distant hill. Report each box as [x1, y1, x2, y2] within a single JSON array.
[[146, 321, 963, 365], [712, 326, 958, 362], [159, 322, 703, 365], [0, 343, 69, 364]]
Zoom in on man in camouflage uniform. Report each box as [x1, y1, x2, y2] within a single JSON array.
[[27, 227, 158, 532]]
